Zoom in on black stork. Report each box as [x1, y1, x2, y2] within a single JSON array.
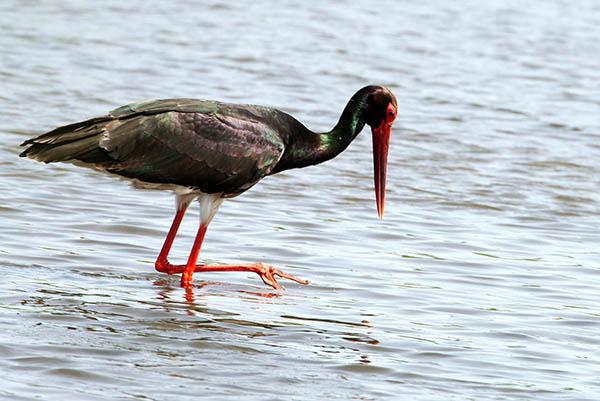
[[20, 85, 398, 289]]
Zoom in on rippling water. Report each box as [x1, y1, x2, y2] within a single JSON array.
[[1, 1, 600, 400]]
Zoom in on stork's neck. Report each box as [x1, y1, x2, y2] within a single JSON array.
[[271, 95, 367, 173], [322, 97, 366, 155]]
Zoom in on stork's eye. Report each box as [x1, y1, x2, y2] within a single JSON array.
[[385, 104, 396, 123]]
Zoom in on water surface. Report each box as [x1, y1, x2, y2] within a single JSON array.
[[1, 1, 599, 400]]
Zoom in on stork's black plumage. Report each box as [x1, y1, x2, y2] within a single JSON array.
[[21, 99, 290, 197], [20, 85, 398, 290]]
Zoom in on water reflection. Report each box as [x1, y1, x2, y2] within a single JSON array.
[[153, 278, 283, 308]]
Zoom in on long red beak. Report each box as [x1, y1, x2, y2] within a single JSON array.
[[372, 121, 391, 219]]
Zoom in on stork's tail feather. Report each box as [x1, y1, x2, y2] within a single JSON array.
[[19, 116, 114, 164]]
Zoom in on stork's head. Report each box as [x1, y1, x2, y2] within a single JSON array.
[[362, 86, 397, 219]]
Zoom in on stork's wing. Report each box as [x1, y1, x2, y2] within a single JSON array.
[[20, 99, 286, 196]]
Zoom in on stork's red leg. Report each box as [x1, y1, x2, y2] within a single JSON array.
[[180, 224, 208, 287], [178, 224, 309, 289], [190, 262, 308, 290], [154, 208, 187, 274], [156, 212, 308, 289]]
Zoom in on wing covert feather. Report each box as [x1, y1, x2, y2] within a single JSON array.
[[101, 111, 285, 195]]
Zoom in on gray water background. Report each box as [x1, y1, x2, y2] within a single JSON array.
[[1, 1, 599, 400]]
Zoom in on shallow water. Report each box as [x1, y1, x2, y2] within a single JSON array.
[[1, 0, 600, 400]]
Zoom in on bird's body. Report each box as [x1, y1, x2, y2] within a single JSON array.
[[20, 86, 397, 289], [23, 99, 294, 196]]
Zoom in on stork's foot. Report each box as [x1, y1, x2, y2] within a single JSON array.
[[155, 259, 308, 289], [241, 262, 309, 290]]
